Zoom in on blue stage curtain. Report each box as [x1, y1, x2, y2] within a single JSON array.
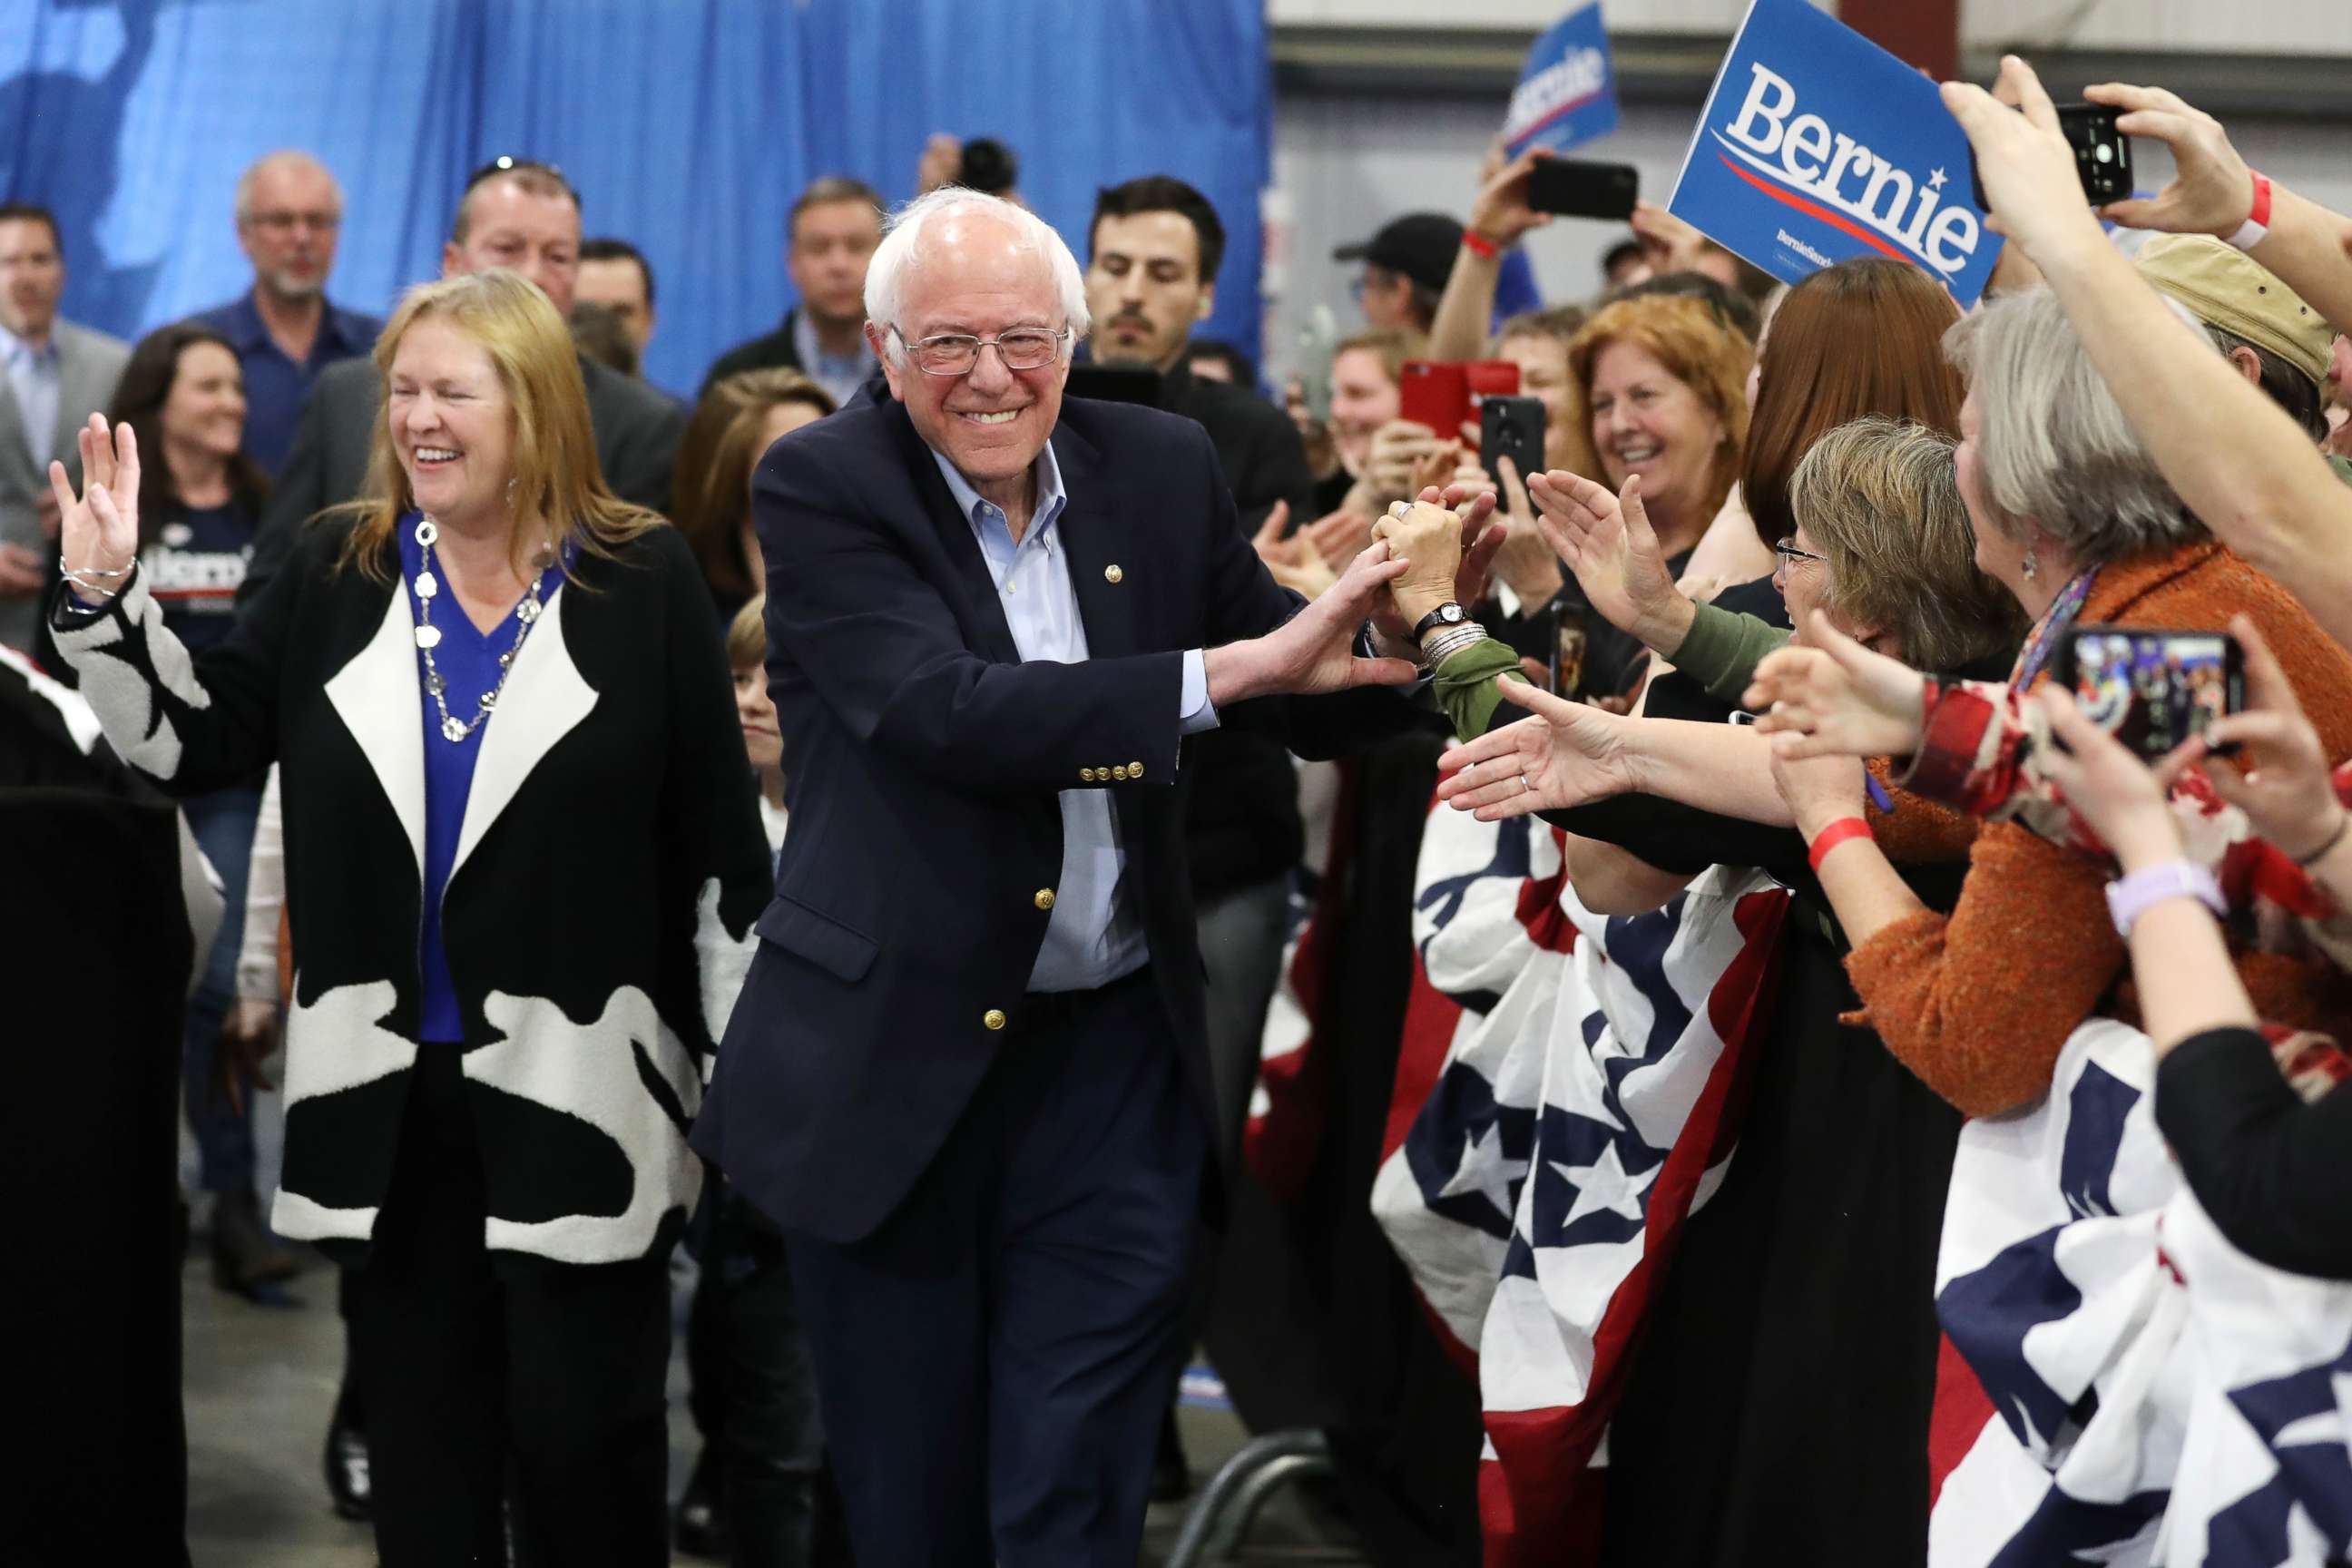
[[1, 0, 1269, 400]]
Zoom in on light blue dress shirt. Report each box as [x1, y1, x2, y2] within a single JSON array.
[[930, 441, 1219, 994], [792, 310, 878, 411], [0, 320, 60, 474]]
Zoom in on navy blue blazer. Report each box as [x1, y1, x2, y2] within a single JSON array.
[[694, 393, 1423, 1242]]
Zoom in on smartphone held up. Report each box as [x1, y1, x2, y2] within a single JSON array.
[[2056, 624, 2244, 764]]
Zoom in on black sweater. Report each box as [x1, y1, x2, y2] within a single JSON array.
[[2157, 1027, 2352, 1279]]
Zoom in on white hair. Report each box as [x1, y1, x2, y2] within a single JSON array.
[[863, 186, 1090, 366], [1943, 286, 2211, 564], [234, 150, 343, 224]]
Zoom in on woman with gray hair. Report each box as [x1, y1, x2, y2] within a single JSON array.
[[1751, 286, 2352, 1120]]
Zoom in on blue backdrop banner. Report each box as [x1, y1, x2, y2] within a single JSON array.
[[1666, 0, 2003, 306], [0, 0, 1271, 397]]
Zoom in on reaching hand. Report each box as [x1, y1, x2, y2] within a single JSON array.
[[1938, 57, 2111, 262], [1363, 419, 1445, 509], [1433, 678, 1636, 819], [1747, 612, 1929, 759], [1490, 456, 1565, 605], [1303, 505, 1374, 574], [53, 414, 141, 602], [1526, 469, 1690, 652], [1468, 147, 1556, 252], [1285, 380, 1338, 478], [2034, 687, 2186, 867], [2082, 83, 2258, 240], [1371, 498, 1465, 626], [1628, 201, 1716, 276], [1769, 747, 1870, 840], [1206, 543, 1421, 706], [1252, 501, 1341, 599], [2153, 614, 2346, 863]]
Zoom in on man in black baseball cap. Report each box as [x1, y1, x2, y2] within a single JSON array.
[[1333, 211, 1462, 334]]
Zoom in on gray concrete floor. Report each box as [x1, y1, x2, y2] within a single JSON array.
[[181, 1250, 1365, 1566]]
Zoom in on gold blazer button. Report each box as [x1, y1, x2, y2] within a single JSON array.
[[1103, 564, 1123, 583], [983, 1009, 1008, 1031]]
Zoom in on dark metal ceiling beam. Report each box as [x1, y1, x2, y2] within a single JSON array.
[[1270, 24, 2351, 121]]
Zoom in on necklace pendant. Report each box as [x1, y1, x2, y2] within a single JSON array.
[[441, 715, 469, 742], [425, 671, 446, 696], [477, 689, 498, 712], [414, 623, 443, 651], [414, 517, 439, 548], [516, 597, 541, 624], [414, 570, 438, 600]]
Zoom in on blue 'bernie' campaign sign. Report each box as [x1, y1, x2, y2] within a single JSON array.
[[1502, 5, 1619, 158], [1667, 0, 2004, 306]]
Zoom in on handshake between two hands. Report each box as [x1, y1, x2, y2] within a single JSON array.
[[1208, 484, 1504, 709]]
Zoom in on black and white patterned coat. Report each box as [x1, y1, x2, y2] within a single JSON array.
[[53, 519, 770, 1265]]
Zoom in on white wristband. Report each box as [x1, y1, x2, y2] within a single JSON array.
[[2105, 859, 2225, 938]]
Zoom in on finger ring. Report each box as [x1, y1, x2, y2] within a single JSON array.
[[1519, 774, 1530, 793]]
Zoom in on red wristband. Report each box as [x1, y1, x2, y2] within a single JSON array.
[[1461, 230, 1502, 260], [2225, 171, 2273, 250], [1807, 817, 1874, 873]]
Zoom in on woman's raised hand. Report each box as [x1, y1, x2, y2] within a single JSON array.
[[1747, 612, 1929, 760], [1525, 469, 1690, 652], [1434, 678, 1638, 819], [52, 414, 141, 596]]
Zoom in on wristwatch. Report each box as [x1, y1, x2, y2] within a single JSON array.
[[1411, 603, 1469, 641], [2104, 859, 2225, 938]]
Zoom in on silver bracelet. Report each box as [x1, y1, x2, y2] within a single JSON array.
[[60, 555, 133, 579], [1420, 623, 1489, 668]]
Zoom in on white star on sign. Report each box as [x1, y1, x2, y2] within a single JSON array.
[[1551, 1141, 1646, 1234], [1440, 1118, 1524, 1216], [1929, 167, 1948, 191]]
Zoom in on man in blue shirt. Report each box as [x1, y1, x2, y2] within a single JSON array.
[[696, 187, 1470, 1566], [188, 152, 380, 475]]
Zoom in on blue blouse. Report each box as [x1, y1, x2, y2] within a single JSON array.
[[396, 514, 570, 1043]]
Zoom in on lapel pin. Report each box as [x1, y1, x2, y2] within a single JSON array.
[[1104, 564, 1123, 584]]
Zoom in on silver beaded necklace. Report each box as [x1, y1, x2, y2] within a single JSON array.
[[409, 514, 550, 744]]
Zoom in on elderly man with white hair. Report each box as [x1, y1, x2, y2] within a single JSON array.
[[187, 150, 381, 474], [695, 186, 1494, 1563]]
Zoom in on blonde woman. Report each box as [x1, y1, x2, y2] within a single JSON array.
[[48, 269, 770, 1565]]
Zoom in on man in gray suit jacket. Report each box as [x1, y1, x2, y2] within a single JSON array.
[[0, 204, 129, 654], [239, 161, 685, 607]]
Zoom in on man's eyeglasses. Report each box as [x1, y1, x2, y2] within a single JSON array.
[[891, 326, 1072, 377], [463, 155, 579, 206], [1773, 536, 1828, 569], [246, 211, 340, 234]]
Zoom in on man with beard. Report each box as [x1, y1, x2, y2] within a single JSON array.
[[189, 152, 381, 475], [1086, 176, 1314, 533], [1084, 174, 1318, 1499]]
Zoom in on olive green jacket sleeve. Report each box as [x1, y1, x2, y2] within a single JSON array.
[[1432, 637, 1531, 740], [1669, 602, 1789, 705]]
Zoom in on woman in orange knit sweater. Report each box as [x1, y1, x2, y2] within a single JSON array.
[[1764, 284, 2352, 1117]]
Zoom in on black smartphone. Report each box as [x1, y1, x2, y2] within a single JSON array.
[[1065, 363, 1162, 407], [1479, 395, 1547, 494], [2055, 624, 2244, 763], [1972, 103, 2132, 210], [1527, 158, 1639, 221]]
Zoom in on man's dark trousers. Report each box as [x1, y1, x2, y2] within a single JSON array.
[[782, 967, 1205, 1565]]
